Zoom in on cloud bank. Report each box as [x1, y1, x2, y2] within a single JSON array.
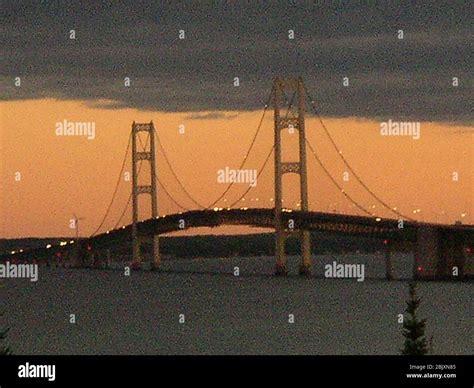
[[1, 1, 472, 123]]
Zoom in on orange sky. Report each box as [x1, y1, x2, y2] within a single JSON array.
[[0, 99, 472, 238]]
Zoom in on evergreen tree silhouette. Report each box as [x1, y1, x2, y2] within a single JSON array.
[[401, 282, 429, 355]]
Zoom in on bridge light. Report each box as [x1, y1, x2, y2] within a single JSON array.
[[46, 244, 52, 249], [60, 241, 67, 246], [19, 249, 23, 253], [375, 217, 381, 222], [70, 240, 74, 244], [11, 250, 16, 255], [213, 207, 219, 211], [461, 213, 466, 218]]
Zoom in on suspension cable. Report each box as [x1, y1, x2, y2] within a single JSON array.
[[90, 132, 132, 236], [207, 86, 275, 208], [227, 86, 297, 209], [111, 133, 150, 230], [229, 146, 275, 208], [305, 138, 375, 217], [154, 130, 207, 209], [112, 133, 190, 230], [304, 86, 416, 222], [154, 88, 276, 210]]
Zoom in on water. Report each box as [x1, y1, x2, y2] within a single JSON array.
[[1, 254, 472, 355]]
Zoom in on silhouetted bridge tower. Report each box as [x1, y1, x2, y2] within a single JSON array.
[[124, 77, 472, 278], [130, 77, 316, 275], [273, 77, 311, 275], [3, 78, 472, 280], [131, 121, 160, 269]]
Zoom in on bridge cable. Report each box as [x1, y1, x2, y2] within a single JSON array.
[[154, 130, 207, 209], [206, 86, 275, 208], [228, 146, 275, 208], [227, 88, 297, 208], [304, 86, 416, 222], [138, 134, 192, 212], [112, 134, 190, 230], [227, 89, 298, 208], [110, 133, 150, 230], [305, 138, 375, 217], [90, 132, 132, 237], [154, 87, 276, 210], [154, 175, 191, 212]]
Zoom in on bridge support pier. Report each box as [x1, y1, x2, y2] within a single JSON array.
[[275, 232, 288, 275], [70, 243, 84, 268], [414, 226, 470, 280], [152, 235, 160, 270], [414, 227, 438, 279], [384, 242, 393, 280], [299, 230, 311, 275], [273, 77, 312, 276], [131, 121, 160, 270]]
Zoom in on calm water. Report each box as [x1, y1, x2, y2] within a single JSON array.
[[1, 254, 472, 355]]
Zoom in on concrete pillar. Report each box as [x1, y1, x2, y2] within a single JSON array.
[[414, 227, 438, 280], [384, 242, 393, 280]]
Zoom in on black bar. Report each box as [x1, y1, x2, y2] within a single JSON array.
[[1, 355, 471, 387]]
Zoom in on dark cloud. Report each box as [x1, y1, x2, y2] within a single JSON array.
[[1, 1, 472, 123], [184, 112, 240, 120]]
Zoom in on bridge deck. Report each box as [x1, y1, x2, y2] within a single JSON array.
[[2, 208, 473, 261]]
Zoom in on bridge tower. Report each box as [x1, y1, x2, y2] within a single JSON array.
[[273, 77, 311, 275], [131, 121, 160, 269]]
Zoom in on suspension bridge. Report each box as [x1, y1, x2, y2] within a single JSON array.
[[3, 78, 473, 280]]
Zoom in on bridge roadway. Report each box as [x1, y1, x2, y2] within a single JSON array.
[[2, 208, 473, 265]]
